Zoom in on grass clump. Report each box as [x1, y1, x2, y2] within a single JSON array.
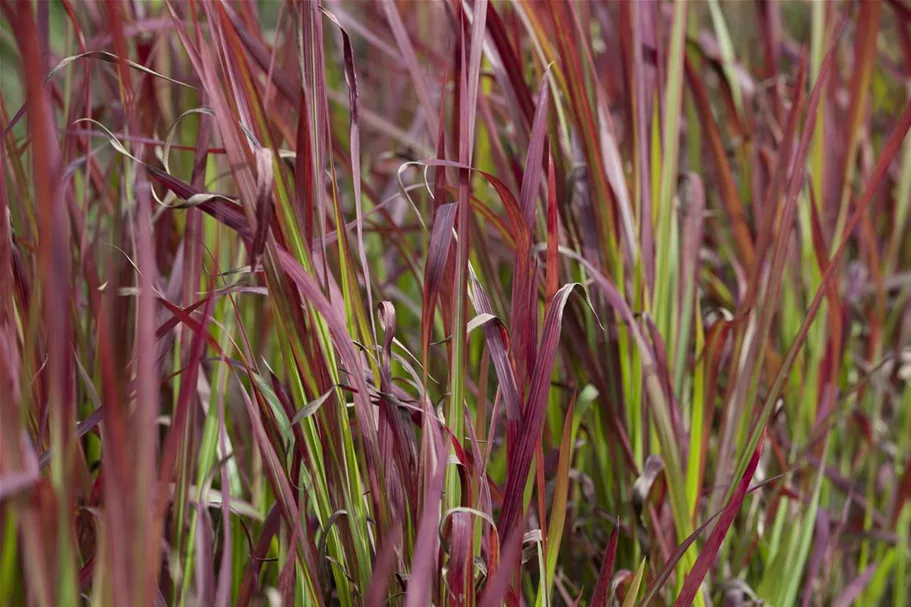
[[1, 1, 910, 605]]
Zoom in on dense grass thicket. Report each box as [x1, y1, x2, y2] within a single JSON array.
[[2, 0, 911, 605]]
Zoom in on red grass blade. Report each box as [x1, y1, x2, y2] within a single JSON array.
[[478, 520, 526, 607], [364, 524, 403, 607], [590, 518, 620, 606], [546, 155, 559, 300], [518, 76, 549, 227], [422, 202, 458, 370], [320, 6, 377, 342], [382, 0, 440, 145], [155, 294, 214, 519], [404, 431, 447, 607], [684, 56, 754, 267], [446, 509, 474, 606], [7, 1, 74, 603], [249, 148, 274, 266], [509, 74, 549, 391], [673, 432, 766, 606], [498, 283, 585, 539], [831, 563, 878, 607]]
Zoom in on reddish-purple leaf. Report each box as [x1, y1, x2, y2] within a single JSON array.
[[801, 510, 831, 607], [546, 155, 559, 301], [478, 520, 525, 607], [831, 563, 878, 607], [156, 293, 214, 521], [250, 148, 274, 266], [321, 6, 376, 342], [422, 202, 458, 368], [498, 283, 584, 538], [508, 74, 549, 393], [382, 0, 440, 145], [591, 518, 620, 606], [237, 506, 281, 606], [364, 524, 403, 607], [674, 432, 766, 606], [420, 159, 529, 424], [518, 76, 549, 228], [446, 510, 474, 607], [377, 302, 416, 520], [405, 432, 447, 607], [483, 1, 534, 128], [684, 55, 754, 267]]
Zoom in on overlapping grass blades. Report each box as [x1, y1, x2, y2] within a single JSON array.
[[2, 1, 911, 605]]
